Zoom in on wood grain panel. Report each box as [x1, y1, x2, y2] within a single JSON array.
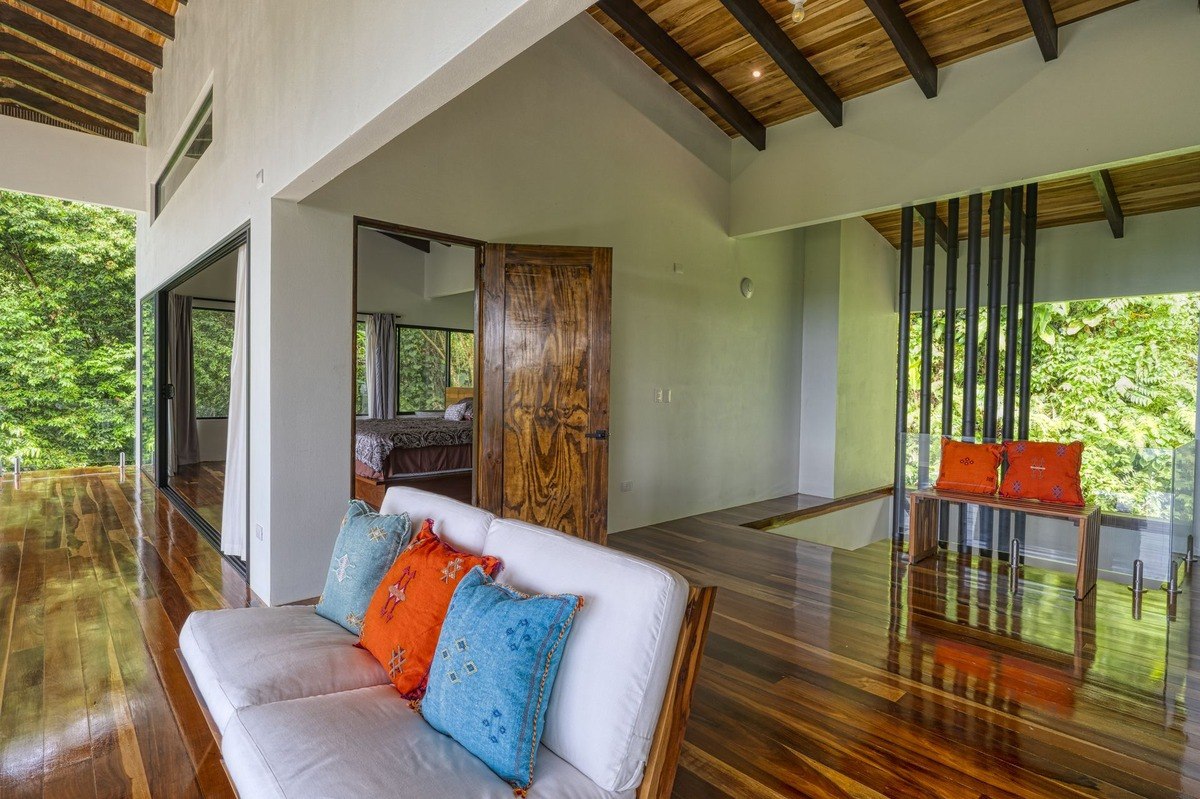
[[865, 149, 1200, 247], [589, 0, 1135, 137]]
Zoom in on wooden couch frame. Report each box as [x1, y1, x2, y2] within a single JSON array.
[[177, 583, 716, 798]]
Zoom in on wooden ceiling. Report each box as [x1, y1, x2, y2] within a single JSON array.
[[863, 149, 1200, 247], [0, 0, 182, 142], [589, 0, 1136, 147]]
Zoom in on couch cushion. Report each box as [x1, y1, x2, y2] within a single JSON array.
[[482, 519, 689, 794], [315, 500, 412, 634], [179, 607, 388, 734], [222, 685, 629, 799], [379, 486, 494, 553]]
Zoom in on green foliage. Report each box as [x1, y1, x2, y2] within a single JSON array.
[[192, 307, 234, 418], [909, 294, 1200, 514], [0, 190, 136, 469]]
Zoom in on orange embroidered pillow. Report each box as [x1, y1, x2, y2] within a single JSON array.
[[359, 519, 502, 699], [935, 438, 1003, 495], [1000, 440, 1085, 506]]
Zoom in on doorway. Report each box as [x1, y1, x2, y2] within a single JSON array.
[[140, 225, 251, 567], [350, 219, 613, 543]]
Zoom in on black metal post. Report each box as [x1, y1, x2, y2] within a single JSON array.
[[1015, 183, 1039, 547], [981, 189, 1006, 553], [918, 203, 936, 489], [1000, 186, 1023, 548], [959, 194, 983, 551], [940, 198, 959, 541], [893, 206, 915, 540]]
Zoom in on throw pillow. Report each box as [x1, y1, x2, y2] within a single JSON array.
[[934, 438, 1003, 495], [315, 500, 412, 634], [359, 520, 502, 699], [421, 567, 583, 794], [444, 399, 469, 421], [1000, 440, 1086, 506]]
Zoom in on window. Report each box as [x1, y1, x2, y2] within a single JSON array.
[[355, 320, 367, 416], [396, 326, 474, 413], [154, 91, 213, 217], [192, 307, 234, 418]]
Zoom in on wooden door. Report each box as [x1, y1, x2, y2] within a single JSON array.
[[477, 244, 611, 543]]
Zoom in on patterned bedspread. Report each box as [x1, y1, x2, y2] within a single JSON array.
[[354, 417, 472, 472]]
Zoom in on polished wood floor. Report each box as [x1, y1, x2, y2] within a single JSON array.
[[0, 467, 254, 799], [3, 472, 1196, 798], [169, 461, 225, 533]]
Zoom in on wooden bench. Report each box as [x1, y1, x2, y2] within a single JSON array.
[[908, 488, 1101, 600]]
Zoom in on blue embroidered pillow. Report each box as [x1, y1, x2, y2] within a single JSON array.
[[315, 500, 411, 634], [421, 566, 583, 793]]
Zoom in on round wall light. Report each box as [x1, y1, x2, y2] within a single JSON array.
[[740, 277, 755, 299]]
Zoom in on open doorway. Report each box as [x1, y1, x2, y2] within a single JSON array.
[[140, 226, 250, 567], [351, 220, 481, 508]]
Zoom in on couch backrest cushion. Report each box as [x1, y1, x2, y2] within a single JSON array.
[[378, 487, 493, 553], [482, 519, 688, 793]]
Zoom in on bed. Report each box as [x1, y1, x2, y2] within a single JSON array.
[[353, 388, 475, 507]]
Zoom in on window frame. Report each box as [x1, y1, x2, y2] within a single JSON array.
[[355, 318, 369, 418], [153, 90, 214, 220], [191, 301, 236, 421], [394, 323, 474, 415]]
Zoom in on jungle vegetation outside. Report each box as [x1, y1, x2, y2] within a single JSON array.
[[0, 190, 136, 470], [908, 294, 1200, 516]]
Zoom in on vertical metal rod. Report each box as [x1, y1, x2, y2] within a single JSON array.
[[1008, 536, 1021, 593], [1165, 558, 1183, 596], [940, 198, 960, 543], [893, 206, 915, 540], [13, 456, 20, 480], [1130, 558, 1145, 594], [959, 194, 983, 551], [1000, 186, 1023, 546], [1015, 183, 1038, 548], [918, 203, 937, 490], [981, 190, 1006, 552], [119, 451, 126, 470]]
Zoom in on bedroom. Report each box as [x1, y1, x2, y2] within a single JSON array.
[[352, 221, 479, 508]]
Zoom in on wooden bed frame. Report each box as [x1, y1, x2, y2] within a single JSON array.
[[176, 582, 715, 797]]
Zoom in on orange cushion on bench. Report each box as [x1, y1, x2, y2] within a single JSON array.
[[1000, 440, 1085, 506], [935, 438, 1003, 495], [359, 520, 502, 700]]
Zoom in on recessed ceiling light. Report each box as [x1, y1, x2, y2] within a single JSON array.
[[752, 68, 762, 79]]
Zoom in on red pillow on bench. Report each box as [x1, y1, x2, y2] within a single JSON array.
[[935, 438, 1003, 495], [999, 440, 1085, 506]]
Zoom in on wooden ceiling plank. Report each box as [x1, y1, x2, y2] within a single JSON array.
[[0, 3, 153, 89], [0, 57, 137, 128], [1, 82, 125, 134], [862, 0, 938, 99], [90, 0, 174, 39], [0, 32, 144, 110], [16, 0, 163, 66], [1020, 0, 1059, 61], [716, 0, 841, 127], [1091, 169, 1124, 239], [596, 0, 766, 150]]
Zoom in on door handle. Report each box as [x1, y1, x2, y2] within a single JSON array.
[[585, 429, 608, 440]]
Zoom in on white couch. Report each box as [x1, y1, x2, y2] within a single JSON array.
[[179, 488, 692, 798]]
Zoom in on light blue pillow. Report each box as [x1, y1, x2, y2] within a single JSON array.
[[316, 500, 411, 634], [421, 567, 582, 792]]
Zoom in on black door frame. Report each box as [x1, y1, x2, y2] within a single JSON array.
[[140, 222, 251, 573]]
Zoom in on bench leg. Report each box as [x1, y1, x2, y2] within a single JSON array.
[[908, 495, 939, 563], [1075, 515, 1099, 600]]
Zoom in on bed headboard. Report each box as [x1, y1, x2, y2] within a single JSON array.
[[445, 387, 474, 406]]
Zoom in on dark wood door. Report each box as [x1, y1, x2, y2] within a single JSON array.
[[477, 244, 611, 543]]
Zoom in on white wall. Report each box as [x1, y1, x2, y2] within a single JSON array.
[[425, 244, 476, 299], [306, 16, 804, 538], [357, 231, 474, 328], [0, 116, 145, 211], [730, 0, 1200, 237]]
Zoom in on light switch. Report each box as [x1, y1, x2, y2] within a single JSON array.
[[672, 262, 684, 275], [620, 481, 633, 493], [256, 524, 265, 541], [654, 388, 664, 403]]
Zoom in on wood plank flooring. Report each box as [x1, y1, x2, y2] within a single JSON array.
[[4, 472, 1197, 798], [169, 462, 225, 533]]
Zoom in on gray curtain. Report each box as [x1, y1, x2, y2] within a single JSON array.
[[169, 293, 200, 472], [367, 313, 397, 419]]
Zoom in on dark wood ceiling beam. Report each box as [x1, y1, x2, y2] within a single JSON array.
[[1, 4, 154, 89], [0, 56, 137, 128], [381, 232, 432, 253], [1020, 0, 1059, 61], [1091, 169, 1124, 238], [16, 0, 163, 66], [916, 204, 951, 250], [717, 0, 841, 127], [90, 0, 174, 39], [1, 83, 125, 134], [0, 32, 144, 110], [596, 0, 766, 150], [862, 0, 937, 98]]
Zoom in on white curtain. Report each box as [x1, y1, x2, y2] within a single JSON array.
[[367, 313, 397, 419], [221, 245, 250, 560]]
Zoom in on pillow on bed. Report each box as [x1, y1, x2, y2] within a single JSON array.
[[445, 398, 472, 422]]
